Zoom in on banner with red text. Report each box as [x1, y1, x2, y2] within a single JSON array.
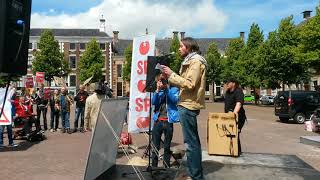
[[128, 34, 155, 133], [36, 72, 45, 84], [25, 76, 34, 88]]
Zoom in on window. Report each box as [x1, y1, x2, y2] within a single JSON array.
[[216, 86, 221, 96], [314, 81, 318, 86], [100, 43, 106, 50], [206, 83, 210, 91], [69, 43, 76, 50], [117, 82, 123, 97], [69, 56, 76, 69], [28, 43, 32, 49], [69, 75, 76, 87], [80, 43, 86, 50], [117, 64, 122, 77], [27, 56, 33, 69]]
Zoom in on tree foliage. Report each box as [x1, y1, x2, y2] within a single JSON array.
[[78, 38, 104, 83], [257, 16, 308, 90], [205, 42, 222, 84], [297, 6, 320, 71], [32, 30, 70, 83], [169, 35, 183, 73], [235, 23, 264, 89], [123, 44, 133, 81], [221, 38, 245, 82]]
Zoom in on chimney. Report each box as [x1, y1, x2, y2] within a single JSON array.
[[302, 10, 312, 20], [180, 32, 185, 39], [173, 31, 179, 39], [240, 31, 245, 40], [113, 31, 119, 43], [99, 15, 106, 32]]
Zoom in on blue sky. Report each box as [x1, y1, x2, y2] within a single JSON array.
[[30, 0, 319, 39]]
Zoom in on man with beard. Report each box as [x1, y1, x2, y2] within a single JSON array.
[[161, 37, 207, 180], [56, 87, 73, 134]]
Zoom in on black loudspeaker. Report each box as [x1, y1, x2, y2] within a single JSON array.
[[146, 55, 170, 92], [0, 0, 32, 76]]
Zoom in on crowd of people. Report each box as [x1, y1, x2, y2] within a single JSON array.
[[0, 37, 247, 180], [0, 81, 108, 148]]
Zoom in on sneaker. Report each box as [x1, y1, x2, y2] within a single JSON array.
[[50, 129, 54, 133], [8, 143, 19, 148], [72, 128, 78, 133], [61, 128, 66, 133], [80, 128, 84, 133]]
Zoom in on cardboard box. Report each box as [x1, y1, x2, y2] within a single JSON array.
[[207, 112, 239, 157]]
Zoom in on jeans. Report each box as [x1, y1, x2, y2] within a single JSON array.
[[151, 120, 173, 168], [0, 125, 14, 145], [61, 111, 70, 129], [37, 106, 48, 130], [50, 108, 60, 130], [178, 106, 204, 180], [74, 107, 85, 129]]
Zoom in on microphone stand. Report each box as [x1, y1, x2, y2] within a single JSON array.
[[122, 73, 166, 178]]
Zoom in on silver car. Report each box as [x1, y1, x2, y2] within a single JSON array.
[[260, 95, 274, 105]]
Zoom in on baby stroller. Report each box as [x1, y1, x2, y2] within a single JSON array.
[[13, 115, 44, 142]]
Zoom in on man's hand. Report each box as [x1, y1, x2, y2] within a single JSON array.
[[161, 65, 173, 78]]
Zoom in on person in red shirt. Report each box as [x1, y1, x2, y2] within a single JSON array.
[[14, 96, 39, 135]]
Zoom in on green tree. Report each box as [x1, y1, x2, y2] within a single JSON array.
[[206, 42, 223, 99], [235, 23, 264, 95], [32, 30, 69, 85], [169, 35, 183, 73], [0, 76, 20, 87], [79, 38, 104, 83], [258, 16, 308, 90], [206, 42, 222, 84], [123, 44, 133, 81], [221, 38, 245, 81], [298, 5, 320, 71]]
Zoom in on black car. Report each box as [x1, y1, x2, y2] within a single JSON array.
[[274, 91, 320, 123]]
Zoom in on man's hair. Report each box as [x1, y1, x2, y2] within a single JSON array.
[[226, 78, 240, 88], [181, 37, 200, 54]]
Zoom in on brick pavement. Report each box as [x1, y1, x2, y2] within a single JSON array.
[[0, 103, 319, 180]]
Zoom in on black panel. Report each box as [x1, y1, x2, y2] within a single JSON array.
[[0, 0, 32, 75]]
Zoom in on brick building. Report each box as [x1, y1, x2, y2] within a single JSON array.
[[19, 28, 112, 95], [19, 27, 231, 98]]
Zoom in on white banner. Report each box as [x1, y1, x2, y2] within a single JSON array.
[[128, 35, 155, 133], [0, 88, 13, 125]]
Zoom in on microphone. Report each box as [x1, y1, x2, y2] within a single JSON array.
[[160, 52, 175, 57]]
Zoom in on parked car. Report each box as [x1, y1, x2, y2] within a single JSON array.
[[260, 95, 274, 105], [244, 94, 255, 103], [274, 91, 320, 124]]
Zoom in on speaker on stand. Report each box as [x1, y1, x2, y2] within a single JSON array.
[[0, 0, 32, 76]]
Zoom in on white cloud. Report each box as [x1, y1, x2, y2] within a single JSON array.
[[49, 9, 55, 13], [31, 0, 228, 39]]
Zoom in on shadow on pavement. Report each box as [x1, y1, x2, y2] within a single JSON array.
[[0, 140, 42, 152]]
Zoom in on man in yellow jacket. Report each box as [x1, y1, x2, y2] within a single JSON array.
[[162, 37, 206, 180]]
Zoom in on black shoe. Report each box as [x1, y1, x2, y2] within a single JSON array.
[[61, 128, 66, 133], [72, 128, 77, 133], [67, 128, 72, 134]]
